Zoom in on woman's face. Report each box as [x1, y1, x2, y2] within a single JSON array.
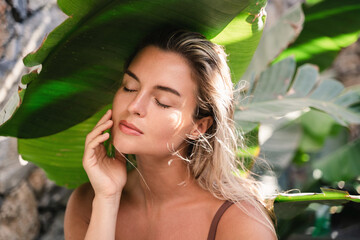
[[112, 46, 198, 158]]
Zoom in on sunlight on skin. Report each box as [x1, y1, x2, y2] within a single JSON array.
[[110, 46, 205, 196], [168, 97, 195, 136], [100, 46, 224, 214], [111, 46, 199, 161], [171, 106, 184, 130]]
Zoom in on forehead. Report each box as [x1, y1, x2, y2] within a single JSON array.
[[127, 46, 197, 93]]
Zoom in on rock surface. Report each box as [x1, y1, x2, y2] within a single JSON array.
[[0, 137, 34, 193], [0, 0, 66, 109], [333, 38, 360, 88], [0, 0, 71, 239], [0, 181, 40, 240], [0, 164, 72, 240]]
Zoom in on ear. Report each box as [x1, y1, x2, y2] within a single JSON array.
[[189, 116, 213, 140]]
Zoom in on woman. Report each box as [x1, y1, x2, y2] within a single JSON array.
[[64, 30, 277, 239]]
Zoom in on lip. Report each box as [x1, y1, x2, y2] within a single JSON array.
[[119, 120, 143, 136]]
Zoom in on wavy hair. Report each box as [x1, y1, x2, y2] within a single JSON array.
[[125, 29, 276, 235]]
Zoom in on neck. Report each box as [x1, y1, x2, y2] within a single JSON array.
[[129, 153, 202, 208]]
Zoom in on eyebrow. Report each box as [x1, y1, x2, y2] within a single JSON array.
[[155, 85, 181, 97], [125, 69, 182, 97], [125, 70, 139, 82]]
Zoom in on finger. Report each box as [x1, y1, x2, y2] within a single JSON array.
[[88, 119, 113, 140], [87, 132, 110, 150], [83, 132, 110, 161], [85, 120, 113, 145], [94, 109, 112, 128]]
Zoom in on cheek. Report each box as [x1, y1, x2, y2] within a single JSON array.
[[150, 111, 193, 146], [112, 92, 122, 112], [112, 91, 132, 114], [169, 112, 184, 130]]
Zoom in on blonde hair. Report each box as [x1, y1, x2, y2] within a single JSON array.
[[127, 29, 276, 235]]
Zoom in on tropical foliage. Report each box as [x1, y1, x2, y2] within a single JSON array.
[[275, 0, 360, 71], [239, 0, 360, 238], [0, 0, 360, 238], [0, 0, 266, 138], [0, 0, 267, 187]]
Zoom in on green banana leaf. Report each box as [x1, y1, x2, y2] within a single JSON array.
[[0, 0, 266, 139], [235, 57, 360, 133], [274, 188, 360, 219], [18, 106, 111, 188], [4, 0, 268, 187], [274, 0, 360, 71]]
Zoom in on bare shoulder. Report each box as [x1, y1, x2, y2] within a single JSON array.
[[216, 200, 277, 240], [64, 182, 94, 240]]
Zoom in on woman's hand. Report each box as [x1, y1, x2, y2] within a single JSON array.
[[83, 109, 127, 200]]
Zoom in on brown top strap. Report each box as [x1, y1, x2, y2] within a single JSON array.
[[207, 201, 234, 240]]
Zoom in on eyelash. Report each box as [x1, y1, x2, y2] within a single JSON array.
[[155, 99, 170, 109], [123, 86, 170, 109], [123, 86, 137, 92]]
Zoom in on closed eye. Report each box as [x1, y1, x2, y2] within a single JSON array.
[[123, 86, 137, 92], [155, 99, 170, 109]]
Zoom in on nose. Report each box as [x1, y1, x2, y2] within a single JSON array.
[[127, 91, 147, 117]]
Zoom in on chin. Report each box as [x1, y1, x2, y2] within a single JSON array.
[[112, 137, 137, 155]]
